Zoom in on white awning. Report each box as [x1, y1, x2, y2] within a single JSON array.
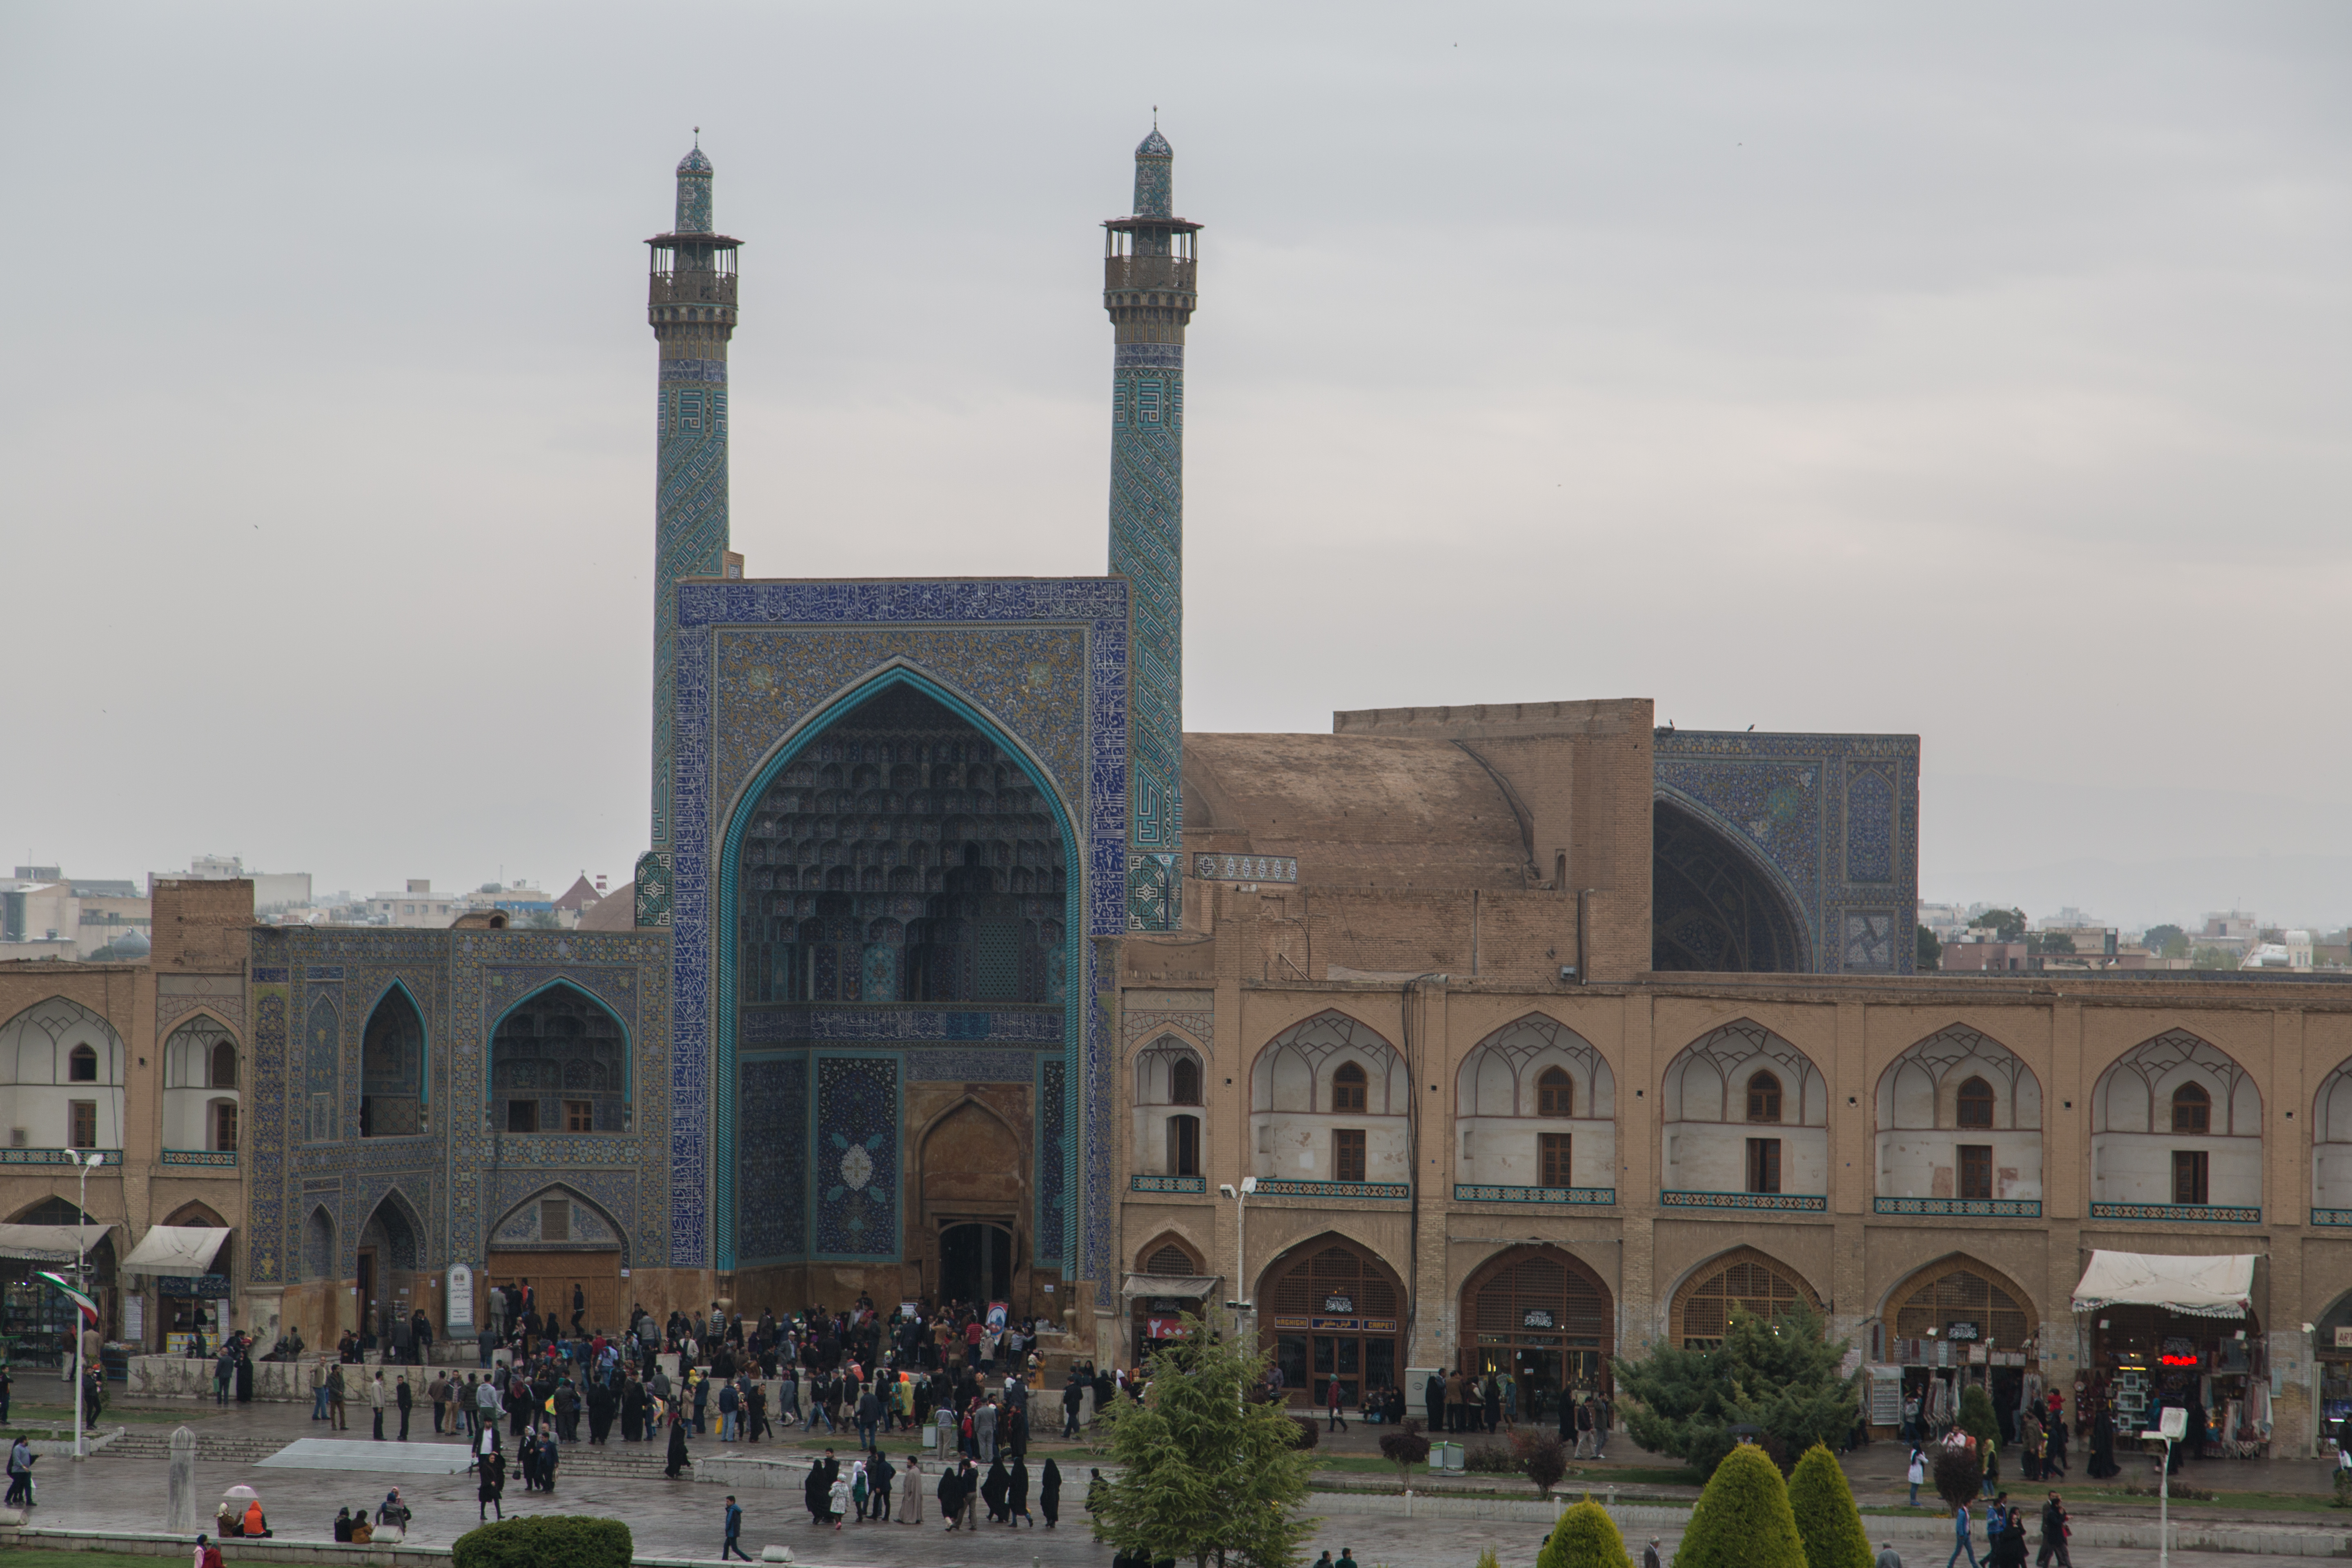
[[0, 1224, 105, 1264], [1120, 1274, 1222, 1300], [122, 1225, 229, 1277], [2072, 1250, 2257, 1319]]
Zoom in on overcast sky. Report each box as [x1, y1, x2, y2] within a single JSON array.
[[3, 3, 2346, 929]]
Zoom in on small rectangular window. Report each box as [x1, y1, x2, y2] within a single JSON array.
[[507, 1099, 539, 1134], [1168, 1114, 1200, 1177], [1334, 1128, 1367, 1183], [540, 1199, 570, 1242], [214, 1102, 240, 1154], [1540, 1133, 1573, 1188], [2173, 1149, 2209, 1205], [565, 1100, 593, 1133], [1745, 1137, 1782, 1194], [69, 1101, 96, 1149], [1958, 1144, 1991, 1200]]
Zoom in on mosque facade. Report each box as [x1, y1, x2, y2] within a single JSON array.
[[147, 130, 2352, 1460]]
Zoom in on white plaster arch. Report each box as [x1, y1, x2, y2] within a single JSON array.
[[1133, 1032, 1209, 1179], [1454, 1013, 1617, 1191], [0, 998, 126, 1149], [1660, 1019, 1826, 1196], [1873, 1025, 2043, 1205], [2090, 1029, 2261, 1211], [1248, 1011, 1408, 1185]]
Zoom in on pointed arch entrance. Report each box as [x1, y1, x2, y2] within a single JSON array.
[[486, 1186, 627, 1338], [1457, 1245, 1615, 1420], [717, 669, 1081, 1275], [1256, 1233, 1406, 1409], [1652, 797, 1808, 972]]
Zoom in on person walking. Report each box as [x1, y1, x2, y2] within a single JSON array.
[[1878, 1546, 1905, 1568], [1947, 1497, 1980, 1568], [370, 1372, 388, 1440], [898, 1456, 925, 1524], [938, 1456, 964, 1530], [827, 1467, 852, 1532], [1061, 1376, 1084, 1439], [477, 1447, 506, 1519], [2036, 1493, 2071, 1568], [666, 1412, 693, 1478], [1009, 1456, 1033, 1527], [868, 1450, 895, 1521], [1908, 1446, 1927, 1507], [1645, 1538, 1665, 1568], [1326, 1375, 1348, 1432], [722, 1494, 752, 1561], [1039, 1455, 1061, 1528], [5, 1434, 33, 1508], [327, 1361, 348, 1430], [429, 1372, 448, 1435], [395, 1374, 413, 1441], [311, 1358, 331, 1421]]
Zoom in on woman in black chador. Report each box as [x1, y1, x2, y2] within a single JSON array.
[[2086, 1404, 2118, 1479]]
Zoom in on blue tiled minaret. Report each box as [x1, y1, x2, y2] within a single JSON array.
[[641, 140, 741, 905], [1105, 125, 1199, 931]]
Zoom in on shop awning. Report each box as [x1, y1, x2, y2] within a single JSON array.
[[122, 1226, 230, 1277], [0, 1224, 105, 1264], [2072, 1250, 2257, 1319], [1120, 1274, 1222, 1299]]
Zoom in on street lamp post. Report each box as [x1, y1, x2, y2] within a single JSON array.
[[1219, 1177, 1258, 1410], [2142, 1403, 2187, 1568]]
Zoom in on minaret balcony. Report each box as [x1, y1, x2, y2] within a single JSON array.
[[1106, 255, 1196, 295], [650, 272, 740, 310]]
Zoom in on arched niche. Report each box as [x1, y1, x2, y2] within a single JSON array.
[[486, 1185, 628, 1338], [1660, 1019, 1826, 1198], [359, 984, 426, 1138], [1874, 1026, 2043, 1209], [1133, 1033, 1208, 1180], [162, 1016, 240, 1154], [1652, 797, 1809, 973], [1454, 1014, 1617, 1194], [2311, 1060, 2352, 1213], [0, 997, 126, 1151], [1881, 1254, 2037, 1351], [490, 982, 629, 1135], [1669, 1245, 1822, 1349], [1248, 1012, 1408, 1187], [2090, 1030, 2262, 1214]]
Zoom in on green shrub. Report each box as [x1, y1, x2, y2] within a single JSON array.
[[1538, 1497, 1634, 1568], [1478, 1549, 1504, 1568], [1512, 1428, 1570, 1497], [1675, 1443, 1805, 1568], [1786, 1443, 1871, 1568], [2333, 1468, 2352, 1510], [1463, 1442, 1523, 1473], [1290, 1415, 1321, 1450], [1378, 1424, 1430, 1487], [1957, 1386, 1999, 1451], [1931, 1446, 1982, 1512], [452, 1516, 632, 1568]]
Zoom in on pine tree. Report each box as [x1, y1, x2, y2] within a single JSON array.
[[1957, 1385, 2000, 1451], [1786, 1443, 1873, 1568], [1090, 1308, 1317, 1568], [1613, 1304, 1860, 1477], [1539, 1497, 1635, 1568], [1676, 1443, 1808, 1568]]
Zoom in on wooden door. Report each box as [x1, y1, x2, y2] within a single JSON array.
[[356, 1247, 378, 1339], [487, 1251, 621, 1336]]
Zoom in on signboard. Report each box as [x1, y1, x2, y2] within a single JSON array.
[[902, 1300, 920, 1320], [1322, 1294, 1354, 1314], [125, 1295, 144, 1342], [1522, 1308, 1556, 1330], [160, 1274, 231, 1299], [1150, 1297, 1187, 1314], [2335, 1327, 2352, 1350], [446, 1264, 474, 1332], [1868, 1368, 1903, 1425], [1145, 1317, 1189, 1340], [1944, 1321, 1980, 1343], [987, 1301, 1008, 1329], [1967, 1345, 1988, 1364]]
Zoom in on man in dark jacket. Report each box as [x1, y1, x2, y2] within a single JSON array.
[[394, 1374, 413, 1441], [866, 1450, 895, 1521], [2036, 1494, 2070, 1568], [1062, 1376, 1085, 1439]]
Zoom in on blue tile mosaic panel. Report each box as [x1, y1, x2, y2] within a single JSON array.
[[1037, 1056, 1067, 1263], [812, 1055, 900, 1259], [736, 1053, 807, 1262]]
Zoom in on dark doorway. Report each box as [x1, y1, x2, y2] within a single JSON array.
[[940, 1223, 1013, 1306], [355, 1248, 377, 1344]]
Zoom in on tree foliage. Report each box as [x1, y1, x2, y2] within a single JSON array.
[[1932, 1445, 1982, 1512], [2144, 924, 2188, 960], [1917, 926, 1942, 971], [1539, 1497, 1635, 1568], [1973, 908, 2027, 942], [1091, 1308, 1318, 1568], [1511, 1427, 1569, 1497], [2025, 932, 2076, 955], [1377, 1422, 1430, 1487], [1957, 1385, 2000, 1450], [1787, 1443, 1872, 1568], [1676, 1442, 1807, 1568], [1612, 1303, 1860, 1478]]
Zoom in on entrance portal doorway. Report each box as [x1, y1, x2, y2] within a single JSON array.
[[940, 1223, 1013, 1306]]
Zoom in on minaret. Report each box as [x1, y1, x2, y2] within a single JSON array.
[[644, 138, 741, 864], [1105, 125, 1199, 931]]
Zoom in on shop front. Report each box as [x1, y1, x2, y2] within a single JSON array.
[[2073, 1250, 2269, 1459], [1120, 1237, 1218, 1367], [1876, 1258, 2038, 1440], [0, 1217, 114, 1370], [1259, 1235, 1405, 1410], [1457, 1245, 1613, 1423], [124, 1224, 234, 1354]]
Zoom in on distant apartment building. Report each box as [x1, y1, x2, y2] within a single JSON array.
[[363, 880, 460, 928], [163, 855, 312, 915], [1940, 938, 2030, 972], [4, 869, 154, 960]]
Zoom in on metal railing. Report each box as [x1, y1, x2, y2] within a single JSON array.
[[1453, 1183, 1616, 1205], [1659, 1189, 1827, 1212], [1874, 1196, 2041, 1218]]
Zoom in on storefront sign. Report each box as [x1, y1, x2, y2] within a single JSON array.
[[125, 1296, 144, 1341], [1522, 1309, 1557, 1330], [1150, 1297, 1187, 1314], [1322, 1294, 1354, 1314], [2335, 1327, 2352, 1350], [1945, 1321, 1980, 1342], [1145, 1317, 1189, 1339], [2160, 1335, 2198, 1367], [160, 1274, 231, 1299]]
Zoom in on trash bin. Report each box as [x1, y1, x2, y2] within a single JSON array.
[[1428, 1441, 1464, 1472]]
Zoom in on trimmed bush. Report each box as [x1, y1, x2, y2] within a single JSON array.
[[453, 1516, 632, 1568], [1538, 1497, 1635, 1568], [1787, 1443, 1872, 1568], [1289, 1415, 1321, 1450], [1463, 1442, 1522, 1473], [1675, 1443, 1805, 1568], [1931, 1445, 1982, 1512], [1512, 1428, 1570, 1497], [1378, 1425, 1430, 1487]]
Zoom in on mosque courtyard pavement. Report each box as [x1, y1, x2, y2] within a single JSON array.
[[4, 1395, 2339, 1568]]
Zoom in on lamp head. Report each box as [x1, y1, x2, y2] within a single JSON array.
[[1239, 1176, 1258, 1195], [1218, 1184, 1236, 1199], [84, 1151, 104, 1169]]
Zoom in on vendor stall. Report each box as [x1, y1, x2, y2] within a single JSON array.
[[2072, 1250, 2270, 1459]]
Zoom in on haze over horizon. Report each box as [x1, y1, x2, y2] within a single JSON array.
[[4, 3, 2345, 933]]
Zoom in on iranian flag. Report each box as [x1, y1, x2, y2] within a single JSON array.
[[37, 1272, 98, 1327]]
